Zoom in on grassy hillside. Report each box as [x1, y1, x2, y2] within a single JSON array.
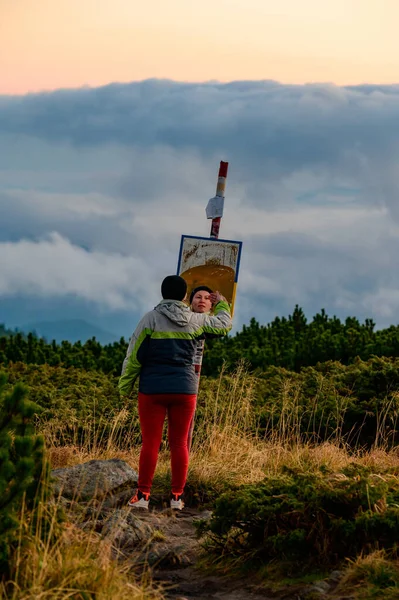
[[3, 359, 399, 598]]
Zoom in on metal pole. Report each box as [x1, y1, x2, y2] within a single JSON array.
[[210, 161, 229, 239]]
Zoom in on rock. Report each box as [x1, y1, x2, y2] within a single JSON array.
[[102, 508, 154, 550], [308, 580, 331, 595], [193, 510, 213, 521], [51, 459, 138, 501], [80, 519, 104, 533], [328, 570, 344, 583], [144, 544, 193, 568], [101, 489, 133, 509]]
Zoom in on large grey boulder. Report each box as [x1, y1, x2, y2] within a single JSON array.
[[102, 509, 154, 550], [52, 459, 138, 501]]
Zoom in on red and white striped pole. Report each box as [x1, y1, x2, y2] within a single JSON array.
[[209, 161, 229, 239], [187, 161, 229, 453]]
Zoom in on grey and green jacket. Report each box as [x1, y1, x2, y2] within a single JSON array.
[[119, 299, 232, 396]]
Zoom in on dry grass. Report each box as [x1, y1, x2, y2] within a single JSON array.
[[42, 407, 142, 460], [6, 365, 399, 598], [1, 500, 162, 600], [337, 551, 399, 598], [48, 436, 399, 490], [45, 365, 399, 494]]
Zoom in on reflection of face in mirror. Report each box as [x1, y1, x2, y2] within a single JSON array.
[[191, 290, 213, 314]]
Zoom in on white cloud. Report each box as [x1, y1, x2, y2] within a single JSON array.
[[0, 233, 157, 311], [2, 80, 399, 330]]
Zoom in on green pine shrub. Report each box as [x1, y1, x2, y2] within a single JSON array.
[[254, 356, 399, 447], [2, 356, 399, 451], [203, 465, 399, 573], [2, 362, 132, 449], [0, 372, 50, 578]]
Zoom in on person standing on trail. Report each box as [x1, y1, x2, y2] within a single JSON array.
[[119, 275, 232, 511], [188, 285, 215, 451]]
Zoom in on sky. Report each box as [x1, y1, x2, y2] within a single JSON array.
[[2, 1, 399, 339], [2, 0, 399, 94]]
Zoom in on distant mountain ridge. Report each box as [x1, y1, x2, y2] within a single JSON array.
[[0, 323, 24, 338], [21, 319, 119, 345]]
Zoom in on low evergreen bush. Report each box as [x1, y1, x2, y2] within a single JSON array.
[[0, 372, 49, 578], [204, 465, 399, 572]]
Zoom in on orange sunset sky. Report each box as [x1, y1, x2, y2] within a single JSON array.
[[1, 0, 399, 95]]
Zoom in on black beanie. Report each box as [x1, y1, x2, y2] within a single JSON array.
[[189, 285, 214, 304], [161, 275, 187, 301]]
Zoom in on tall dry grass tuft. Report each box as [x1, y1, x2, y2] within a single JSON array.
[[187, 365, 349, 489], [187, 363, 266, 487], [337, 550, 399, 597], [42, 406, 142, 461], [2, 499, 162, 600]]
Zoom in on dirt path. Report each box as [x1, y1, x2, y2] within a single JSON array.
[[130, 507, 343, 600], [138, 507, 272, 600], [68, 491, 347, 600]]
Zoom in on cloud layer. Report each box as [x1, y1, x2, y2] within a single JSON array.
[[2, 79, 399, 333]]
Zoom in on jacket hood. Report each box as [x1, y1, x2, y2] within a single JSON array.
[[155, 300, 192, 327]]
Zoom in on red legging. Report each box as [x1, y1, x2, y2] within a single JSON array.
[[137, 392, 197, 495]]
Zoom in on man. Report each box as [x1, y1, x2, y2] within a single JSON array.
[[119, 275, 231, 511]]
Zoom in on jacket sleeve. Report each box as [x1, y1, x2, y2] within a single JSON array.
[[199, 300, 232, 338], [118, 313, 153, 396]]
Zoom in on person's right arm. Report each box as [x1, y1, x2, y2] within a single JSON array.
[[197, 292, 232, 337]]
